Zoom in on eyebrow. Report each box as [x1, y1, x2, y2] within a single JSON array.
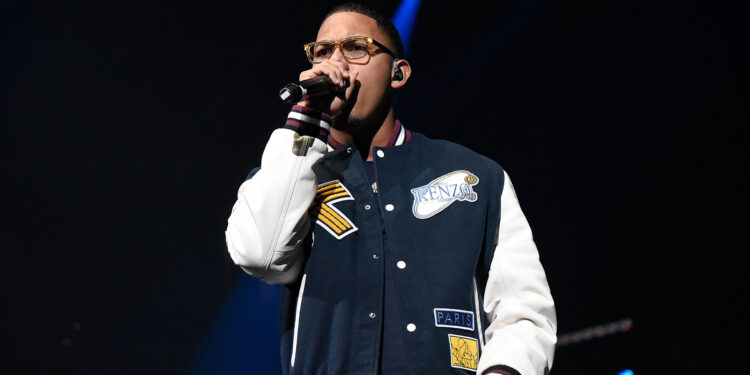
[[315, 33, 371, 42], [311, 34, 397, 58]]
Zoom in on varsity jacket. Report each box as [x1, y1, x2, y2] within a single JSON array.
[[225, 106, 556, 375]]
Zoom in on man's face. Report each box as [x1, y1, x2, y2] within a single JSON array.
[[316, 12, 395, 129]]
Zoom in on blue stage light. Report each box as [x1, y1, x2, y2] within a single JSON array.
[[391, 0, 421, 57], [617, 369, 634, 375], [182, 275, 281, 375]]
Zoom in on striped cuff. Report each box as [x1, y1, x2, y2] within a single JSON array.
[[483, 365, 521, 375], [284, 105, 332, 142]]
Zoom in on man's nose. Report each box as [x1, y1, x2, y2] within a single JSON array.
[[329, 46, 345, 62]]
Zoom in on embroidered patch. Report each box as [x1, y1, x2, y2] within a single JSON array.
[[411, 170, 479, 219], [448, 334, 479, 371], [434, 308, 475, 331], [310, 180, 358, 239]]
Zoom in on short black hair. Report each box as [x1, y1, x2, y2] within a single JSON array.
[[322, 2, 404, 58]]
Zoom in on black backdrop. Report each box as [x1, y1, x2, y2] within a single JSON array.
[[2, 0, 747, 374]]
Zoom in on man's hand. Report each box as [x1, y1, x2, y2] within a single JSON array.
[[296, 59, 359, 118]]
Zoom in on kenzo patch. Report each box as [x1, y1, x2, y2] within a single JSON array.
[[411, 170, 479, 219]]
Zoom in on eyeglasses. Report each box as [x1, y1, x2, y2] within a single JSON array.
[[303, 36, 396, 64]]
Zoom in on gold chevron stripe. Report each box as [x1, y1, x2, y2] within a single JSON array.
[[316, 184, 340, 194], [321, 192, 350, 202], [312, 204, 349, 232], [318, 187, 345, 197], [312, 181, 356, 239], [313, 210, 343, 234], [320, 204, 351, 230]]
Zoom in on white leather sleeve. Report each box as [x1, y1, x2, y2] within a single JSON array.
[[224, 128, 328, 285], [477, 170, 557, 375]]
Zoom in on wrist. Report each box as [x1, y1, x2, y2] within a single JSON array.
[[284, 105, 332, 142], [482, 365, 521, 375]]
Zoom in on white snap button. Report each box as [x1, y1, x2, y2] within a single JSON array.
[[369, 313, 376, 319], [397, 261, 406, 269], [373, 254, 379, 259], [365, 204, 371, 210], [376, 150, 385, 158], [346, 147, 352, 154], [406, 323, 416, 332], [385, 204, 394, 211]]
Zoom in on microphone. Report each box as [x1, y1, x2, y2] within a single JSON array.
[[279, 76, 346, 103]]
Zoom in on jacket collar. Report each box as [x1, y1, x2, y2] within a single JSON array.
[[327, 119, 412, 151]]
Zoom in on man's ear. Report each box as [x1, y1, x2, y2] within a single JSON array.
[[391, 58, 412, 89]]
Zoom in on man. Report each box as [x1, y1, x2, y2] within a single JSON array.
[[225, 3, 556, 374]]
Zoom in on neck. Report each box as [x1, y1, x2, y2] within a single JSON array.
[[330, 108, 396, 161]]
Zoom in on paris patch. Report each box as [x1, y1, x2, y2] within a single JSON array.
[[434, 308, 475, 331]]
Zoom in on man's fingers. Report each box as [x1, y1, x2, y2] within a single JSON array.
[[344, 71, 359, 100], [300, 61, 349, 86], [322, 61, 349, 86], [296, 60, 352, 112]]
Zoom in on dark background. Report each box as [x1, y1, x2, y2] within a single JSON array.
[[2, 0, 747, 374]]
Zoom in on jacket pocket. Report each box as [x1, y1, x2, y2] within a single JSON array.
[[291, 273, 307, 368]]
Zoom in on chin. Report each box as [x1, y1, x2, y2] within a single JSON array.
[[333, 115, 364, 132], [336, 103, 385, 135], [334, 103, 367, 132]]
